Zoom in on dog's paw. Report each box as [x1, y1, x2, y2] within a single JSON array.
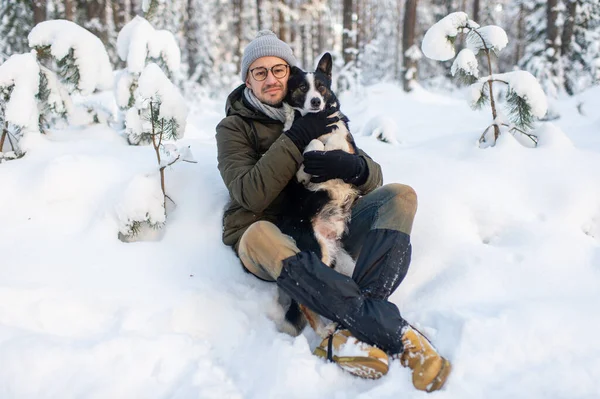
[[296, 166, 311, 185]]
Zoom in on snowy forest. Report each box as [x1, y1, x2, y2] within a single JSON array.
[[1, 1, 600, 398], [2, 0, 599, 97]]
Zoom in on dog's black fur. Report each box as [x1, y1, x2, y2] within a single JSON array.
[[276, 53, 359, 337]]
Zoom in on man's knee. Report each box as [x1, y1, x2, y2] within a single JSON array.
[[374, 184, 418, 234], [385, 183, 418, 217], [240, 220, 277, 248], [238, 221, 299, 280]]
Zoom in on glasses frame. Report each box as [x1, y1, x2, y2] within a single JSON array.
[[249, 64, 290, 81]]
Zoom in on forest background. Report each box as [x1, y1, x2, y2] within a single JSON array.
[[3, 0, 598, 100]]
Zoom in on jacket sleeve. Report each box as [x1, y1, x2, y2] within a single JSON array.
[[216, 116, 304, 213], [356, 148, 383, 195]]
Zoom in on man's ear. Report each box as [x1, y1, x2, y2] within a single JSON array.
[[316, 52, 332, 79]]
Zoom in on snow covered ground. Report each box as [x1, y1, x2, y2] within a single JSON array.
[[1, 83, 599, 398]]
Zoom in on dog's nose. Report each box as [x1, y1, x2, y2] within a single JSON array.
[[310, 97, 321, 108]]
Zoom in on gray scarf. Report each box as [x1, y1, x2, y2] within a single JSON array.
[[244, 87, 287, 123]]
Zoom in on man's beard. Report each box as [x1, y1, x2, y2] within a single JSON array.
[[260, 84, 285, 106]]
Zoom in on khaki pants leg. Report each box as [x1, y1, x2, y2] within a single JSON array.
[[237, 221, 300, 281]]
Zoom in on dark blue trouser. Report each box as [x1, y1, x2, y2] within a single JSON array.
[[277, 184, 417, 354]]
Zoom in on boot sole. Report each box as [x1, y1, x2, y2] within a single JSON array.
[[314, 347, 389, 379], [426, 358, 452, 392]]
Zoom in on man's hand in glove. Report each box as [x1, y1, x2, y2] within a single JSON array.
[[285, 109, 340, 152], [303, 149, 368, 186]]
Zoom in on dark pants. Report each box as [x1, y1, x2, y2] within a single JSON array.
[[239, 183, 417, 354]]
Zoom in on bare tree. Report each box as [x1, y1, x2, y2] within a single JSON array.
[[186, 0, 199, 78], [256, 0, 263, 31], [233, 0, 243, 74], [402, 0, 418, 91], [394, 0, 402, 80], [342, 0, 353, 64], [515, 2, 525, 65], [472, 0, 480, 23], [32, 0, 47, 25], [546, 0, 560, 62], [561, 0, 577, 56], [112, 0, 130, 33], [65, 0, 74, 20], [278, 0, 288, 42]]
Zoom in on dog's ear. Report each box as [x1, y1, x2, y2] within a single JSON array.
[[289, 65, 302, 77], [316, 52, 332, 79]]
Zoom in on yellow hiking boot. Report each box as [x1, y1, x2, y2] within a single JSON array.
[[314, 329, 389, 379], [399, 326, 452, 392]]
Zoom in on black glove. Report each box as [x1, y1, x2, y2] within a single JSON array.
[[285, 109, 340, 151], [303, 150, 368, 185]]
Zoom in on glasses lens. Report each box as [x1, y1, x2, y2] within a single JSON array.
[[272, 65, 288, 78], [252, 68, 268, 81]]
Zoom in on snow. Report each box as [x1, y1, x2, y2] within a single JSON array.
[[493, 71, 549, 118], [451, 48, 479, 77], [421, 12, 479, 61], [117, 16, 181, 75], [115, 173, 166, 236], [1, 79, 600, 398], [28, 20, 113, 95], [466, 25, 508, 55], [137, 63, 189, 137], [0, 52, 40, 131]]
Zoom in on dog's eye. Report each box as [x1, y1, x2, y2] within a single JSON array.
[[317, 85, 327, 94], [299, 84, 308, 92]]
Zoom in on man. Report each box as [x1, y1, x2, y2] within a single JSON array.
[[216, 30, 451, 392]]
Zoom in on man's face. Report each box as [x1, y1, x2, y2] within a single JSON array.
[[245, 56, 289, 106]]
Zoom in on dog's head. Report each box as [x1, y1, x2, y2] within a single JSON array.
[[285, 53, 337, 115]]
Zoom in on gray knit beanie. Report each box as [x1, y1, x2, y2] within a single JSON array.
[[241, 30, 298, 82]]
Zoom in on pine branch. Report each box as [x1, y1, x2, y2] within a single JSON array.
[[506, 90, 535, 131], [454, 69, 479, 86]]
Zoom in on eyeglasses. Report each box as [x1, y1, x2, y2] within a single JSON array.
[[249, 64, 289, 81]]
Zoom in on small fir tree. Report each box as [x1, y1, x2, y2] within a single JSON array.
[[115, 16, 182, 145], [117, 62, 192, 241], [28, 20, 114, 128], [422, 12, 548, 147], [0, 52, 40, 160]]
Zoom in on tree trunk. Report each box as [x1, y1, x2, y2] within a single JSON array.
[[301, 22, 309, 69], [234, 0, 243, 74], [112, 0, 129, 32], [130, 0, 137, 18], [278, 0, 287, 42], [515, 2, 525, 65], [546, 0, 560, 61], [186, 0, 198, 79], [402, 0, 418, 91], [256, 0, 263, 31], [64, 0, 74, 20], [85, 0, 108, 42], [472, 0, 480, 22], [561, 0, 577, 56], [394, 0, 402, 81], [342, 0, 353, 65], [32, 0, 47, 25]]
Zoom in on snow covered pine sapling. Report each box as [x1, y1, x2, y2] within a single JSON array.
[[0, 53, 40, 161], [422, 12, 548, 147], [0, 20, 112, 160], [115, 15, 181, 144], [28, 20, 114, 128], [115, 62, 192, 241]]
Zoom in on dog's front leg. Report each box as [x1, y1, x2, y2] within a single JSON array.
[[296, 139, 325, 184]]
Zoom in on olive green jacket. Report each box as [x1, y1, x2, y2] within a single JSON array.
[[216, 84, 383, 249]]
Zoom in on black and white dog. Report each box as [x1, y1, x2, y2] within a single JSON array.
[[277, 53, 359, 338]]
